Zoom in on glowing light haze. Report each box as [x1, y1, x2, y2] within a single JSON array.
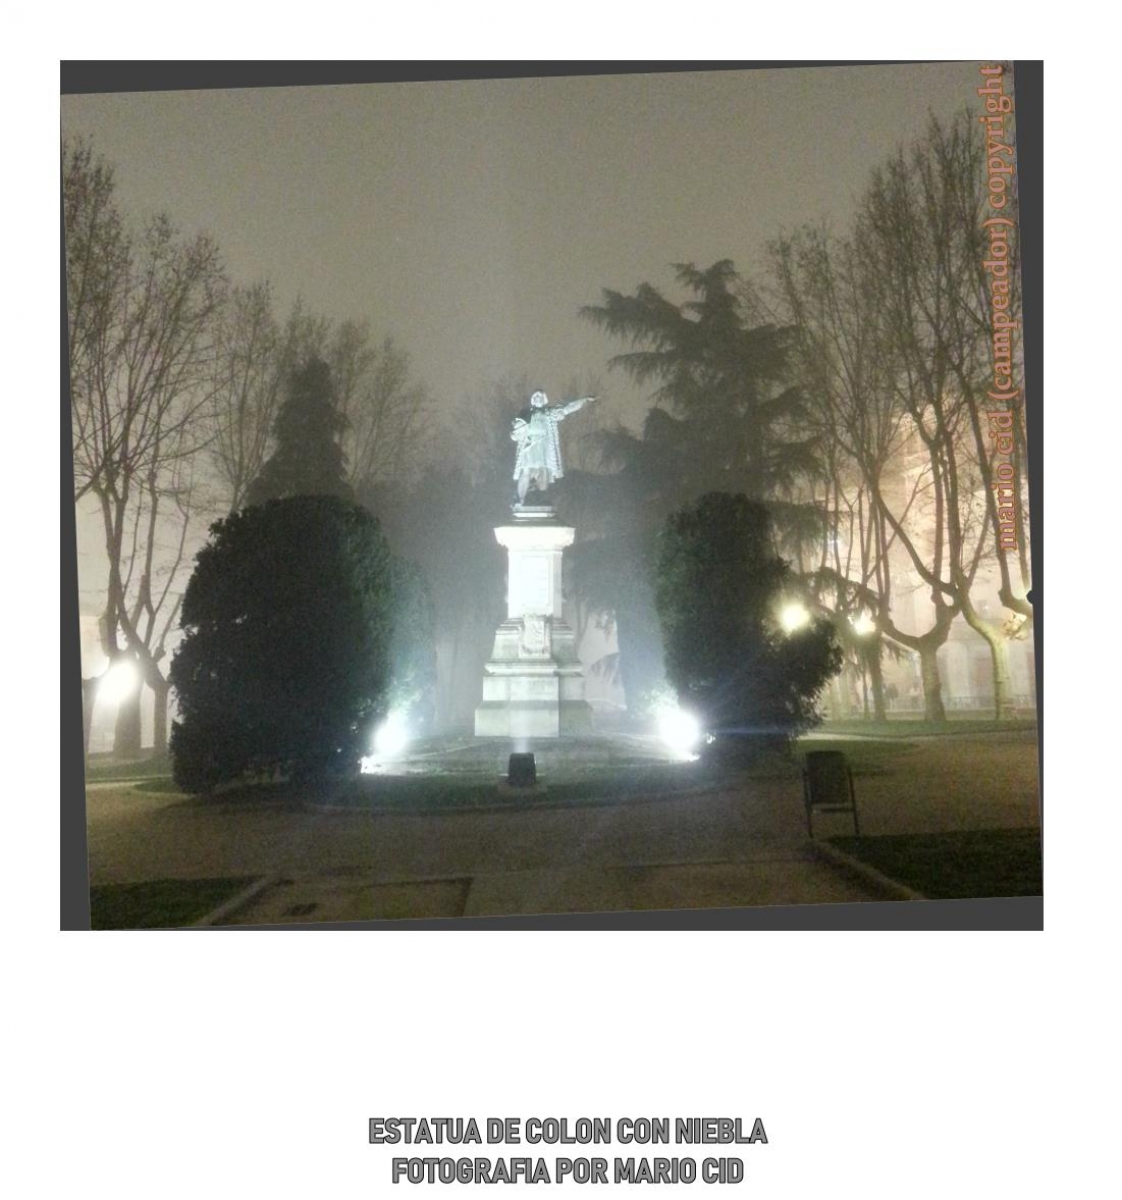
[[779, 603, 811, 634], [656, 702, 702, 756]]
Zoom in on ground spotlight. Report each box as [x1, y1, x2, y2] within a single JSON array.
[[656, 703, 702, 756], [507, 752, 537, 788], [373, 710, 409, 758]]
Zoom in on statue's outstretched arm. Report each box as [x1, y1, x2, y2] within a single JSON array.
[[554, 396, 597, 420]]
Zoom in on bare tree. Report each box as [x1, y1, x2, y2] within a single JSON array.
[[114, 444, 202, 752], [206, 293, 339, 513], [770, 224, 968, 720], [860, 113, 1023, 719], [770, 226, 908, 719], [65, 138, 130, 747], [65, 140, 130, 426], [205, 282, 282, 513], [208, 303, 433, 512], [921, 111, 1032, 713], [770, 110, 1032, 722], [66, 139, 225, 753], [327, 322, 433, 493]]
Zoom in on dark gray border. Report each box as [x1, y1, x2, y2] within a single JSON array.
[[60, 61, 929, 95], [60, 60, 1043, 932], [1012, 61, 1043, 850]]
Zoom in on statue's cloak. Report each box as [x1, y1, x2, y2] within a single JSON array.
[[511, 400, 586, 483]]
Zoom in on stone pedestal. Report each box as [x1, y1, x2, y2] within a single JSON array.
[[474, 506, 593, 738]]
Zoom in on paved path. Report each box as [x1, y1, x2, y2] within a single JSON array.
[[90, 777, 868, 907], [84, 732, 1040, 919]]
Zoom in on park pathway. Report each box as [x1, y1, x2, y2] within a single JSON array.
[[84, 731, 1040, 921], [86, 780, 885, 920]]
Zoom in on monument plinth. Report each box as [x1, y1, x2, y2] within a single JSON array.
[[474, 505, 593, 738]]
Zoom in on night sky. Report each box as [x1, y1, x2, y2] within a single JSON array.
[[63, 63, 984, 429], [65, 62, 990, 612]]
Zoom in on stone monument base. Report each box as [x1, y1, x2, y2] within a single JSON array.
[[473, 508, 593, 739], [474, 640, 594, 738]]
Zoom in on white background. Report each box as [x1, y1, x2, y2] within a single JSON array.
[[6, 8, 1110, 1199], [20, 936, 1067, 1196]]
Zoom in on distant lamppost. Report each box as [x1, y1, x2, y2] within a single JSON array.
[[850, 612, 875, 637], [98, 658, 139, 706], [778, 601, 810, 634]]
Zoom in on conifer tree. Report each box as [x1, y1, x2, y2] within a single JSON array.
[[169, 495, 394, 789], [581, 260, 821, 548], [245, 356, 353, 506], [655, 493, 841, 749]]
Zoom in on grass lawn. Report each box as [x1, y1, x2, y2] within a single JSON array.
[[86, 753, 171, 783], [89, 735, 918, 813], [791, 736, 915, 776], [338, 737, 913, 811], [90, 876, 259, 929], [129, 778, 183, 795], [337, 757, 721, 812], [820, 717, 1038, 738], [831, 829, 1042, 899]]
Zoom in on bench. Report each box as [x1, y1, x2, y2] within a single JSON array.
[[803, 750, 860, 838]]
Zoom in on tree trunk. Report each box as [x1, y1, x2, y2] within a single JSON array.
[[961, 612, 1014, 721], [114, 687, 143, 756], [840, 665, 859, 718], [152, 677, 171, 756], [867, 639, 887, 721], [918, 644, 946, 722], [989, 635, 1014, 720]]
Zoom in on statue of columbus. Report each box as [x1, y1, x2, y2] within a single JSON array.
[[511, 390, 596, 506]]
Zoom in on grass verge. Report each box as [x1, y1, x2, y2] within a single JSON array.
[[791, 736, 915, 776], [820, 718, 1037, 738], [121, 736, 915, 813], [830, 829, 1042, 899], [338, 759, 719, 812], [90, 876, 259, 929], [86, 753, 171, 782]]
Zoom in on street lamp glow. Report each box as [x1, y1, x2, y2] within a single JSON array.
[[99, 659, 139, 705], [851, 613, 876, 636], [779, 602, 810, 634], [656, 702, 702, 755]]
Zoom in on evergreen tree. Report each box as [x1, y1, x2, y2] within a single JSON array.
[[581, 260, 821, 548], [169, 496, 395, 789], [570, 262, 832, 710], [655, 493, 842, 749], [245, 355, 353, 506]]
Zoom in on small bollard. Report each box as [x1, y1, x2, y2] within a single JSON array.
[[507, 752, 537, 788]]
